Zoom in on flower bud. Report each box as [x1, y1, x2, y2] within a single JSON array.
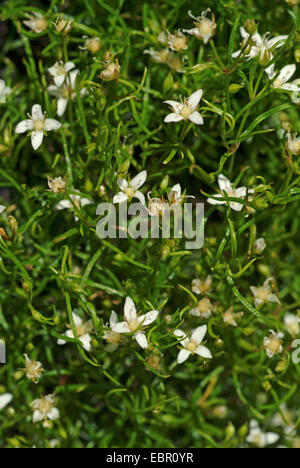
[[243, 19, 257, 35]]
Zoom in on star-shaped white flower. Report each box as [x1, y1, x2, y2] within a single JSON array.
[[246, 420, 279, 447], [48, 69, 87, 116], [23, 12, 48, 34], [286, 132, 300, 155], [207, 173, 254, 212], [111, 297, 159, 349], [56, 193, 93, 221], [0, 393, 13, 411], [192, 276, 212, 295], [57, 312, 93, 352], [168, 183, 194, 205], [48, 61, 75, 87], [266, 64, 300, 92], [232, 27, 287, 65], [174, 325, 212, 364], [113, 171, 147, 204], [183, 9, 216, 44], [164, 89, 204, 125], [30, 394, 59, 425], [15, 104, 61, 150], [284, 313, 300, 337], [23, 354, 44, 383], [250, 277, 280, 307], [0, 79, 11, 104], [264, 330, 284, 358]]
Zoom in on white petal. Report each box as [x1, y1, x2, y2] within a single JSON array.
[[171, 184, 181, 198], [72, 313, 82, 326], [111, 321, 131, 333], [277, 64, 296, 84], [218, 173, 232, 192], [31, 104, 44, 120], [32, 409, 44, 422], [138, 310, 159, 326], [124, 297, 137, 321], [47, 407, 60, 421], [130, 171, 147, 190], [0, 393, 13, 411], [240, 27, 250, 40], [266, 35, 288, 49], [15, 119, 34, 133], [174, 329, 190, 347], [164, 113, 183, 123], [31, 131, 44, 150], [189, 111, 204, 125], [191, 325, 207, 345], [57, 98, 68, 116], [0, 79, 4, 94], [164, 100, 182, 113], [48, 62, 60, 76], [69, 69, 79, 88], [117, 178, 128, 190], [187, 89, 203, 110], [134, 331, 148, 349], [195, 345, 212, 359], [80, 333, 92, 352], [265, 432, 280, 445], [44, 118, 61, 131], [110, 311, 118, 327], [0, 205, 5, 214], [230, 201, 244, 212], [113, 192, 128, 204], [281, 83, 300, 92], [65, 61, 75, 72], [134, 191, 146, 205], [56, 200, 72, 210], [178, 349, 191, 364], [54, 74, 66, 87], [207, 195, 225, 206]]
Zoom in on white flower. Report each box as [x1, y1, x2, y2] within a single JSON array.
[[254, 237, 266, 254], [30, 394, 59, 425], [286, 132, 300, 155], [113, 171, 147, 204], [164, 89, 204, 125], [144, 48, 183, 71], [190, 298, 214, 319], [48, 176, 66, 193], [266, 64, 300, 92], [232, 27, 287, 65], [100, 59, 120, 81], [54, 16, 73, 34], [23, 354, 44, 383], [147, 194, 168, 216], [207, 173, 254, 212], [192, 276, 212, 295], [0, 393, 13, 411], [264, 330, 284, 358], [246, 420, 279, 447], [250, 277, 280, 307], [284, 313, 300, 337], [56, 193, 92, 221], [167, 30, 189, 52], [111, 297, 159, 349], [0, 205, 6, 215], [0, 79, 11, 104], [15, 104, 61, 150], [48, 69, 87, 116], [168, 183, 194, 205], [57, 312, 93, 352], [223, 307, 243, 327], [183, 9, 216, 44], [174, 325, 212, 364], [103, 311, 123, 352], [80, 37, 101, 54], [48, 61, 75, 87], [23, 12, 48, 33]]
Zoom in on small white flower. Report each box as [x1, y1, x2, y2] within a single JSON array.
[[23, 354, 44, 383], [30, 394, 59, 425], [80, 37, 101, 54], [57, 312, 93, 352], [190, 297, 213, 319], [103, 311, 122, 352], [232, 28, 287, 64], [183, 9, 216, 44], [266, 64, 300, 92], [48, 61, 75, 87], [284, 313, 300, 337], [0, 393, 13, 411], [48, 176, 66, 193], [246, 420, 280, 447], [100, 59, 120, 81], [56, 193, 92, 221], [207, 173, 254, 212], [192, 276, 212, 295], [250, 277, 280, 307], [223, 307, 243, 327], [168, 183, 194, 205], [0, 79, 11, 104], [164, 89, 204, 125], [174, 325, 212, 364], [48, 69, 87, 116], [23, 12, 48, 33], [286, 132, 300, 155], [15, 104, 61, 150], [113, 171, 147, 205], [254, 237, 266, 254], [167, 30, 189, 52], [264, 330, 284, 358], [147, 194, 168, 216], [111, 297, 159, 349]]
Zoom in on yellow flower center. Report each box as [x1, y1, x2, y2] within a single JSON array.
[[34, 120, 44, 131], [125, 187, 135, 198], [267, 338, 281, 354], [128, 319, 139, 332], [180, 104, 191, 119], [186, 341, 197, 352], [197, 20, 213, 36], [35, 18, 48, 31]]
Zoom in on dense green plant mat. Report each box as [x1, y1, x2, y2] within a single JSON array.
[[0, 0, 300, 449]]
